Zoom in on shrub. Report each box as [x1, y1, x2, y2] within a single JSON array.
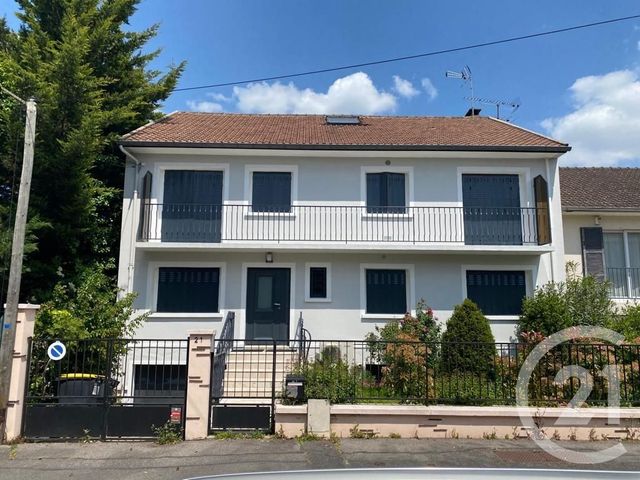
[[518, 262, 615, 338], [609, 304, 640, 343], [441, 299, 495, 374]]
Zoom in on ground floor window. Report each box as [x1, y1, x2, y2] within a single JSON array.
[[466, 270, 526, 316], [366, 269, 407, 314], [157, 267, 220, 312], [134, 364, 186, 397], [305, 263, 331, 302]]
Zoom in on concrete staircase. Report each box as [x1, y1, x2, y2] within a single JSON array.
[[219, 346, 300, 401]]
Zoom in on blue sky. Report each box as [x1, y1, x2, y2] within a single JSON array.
[[2, 1, 640, 166]]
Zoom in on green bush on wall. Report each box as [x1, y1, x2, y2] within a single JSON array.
[[441, 299, 495, 374]]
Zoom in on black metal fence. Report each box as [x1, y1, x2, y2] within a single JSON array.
[[139, 204, 542, 245], [607, 267, 640, 299], [24, 338, 188, 439], [210, 339, 640, 407]]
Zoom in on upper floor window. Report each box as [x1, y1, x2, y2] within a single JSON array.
[[252, 172, 292, 212], [604, 232, 640, 298], [366, 172, 406, 214]]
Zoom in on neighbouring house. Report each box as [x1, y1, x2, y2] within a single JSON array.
[[117, 112, 569, 345], [560, 167, 640, 304]]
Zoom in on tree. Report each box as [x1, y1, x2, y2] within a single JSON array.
[[0, 0, 184, 302]]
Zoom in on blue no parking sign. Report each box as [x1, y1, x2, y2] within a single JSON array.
[[47, 341, 66, 361]]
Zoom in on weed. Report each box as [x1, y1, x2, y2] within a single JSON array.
[[153, 421, 183, 445], [80, 429, 93, 444], [552, 430, 561, 441], [388, 432, 401, 439], [329, 431, 341, 445], [568, 428, 577, 441], [296, 432, 321, 444], [482, 429, 497, 440], [449, 429, 459, 440], [8, 445, 17, 460], [589, 428, 597, 442], [349, 424, 377, 439], [274, 425, 286, 439]]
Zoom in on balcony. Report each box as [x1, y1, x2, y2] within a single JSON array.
[[607, 267, 640, 299], [138, 204, 549, 249]]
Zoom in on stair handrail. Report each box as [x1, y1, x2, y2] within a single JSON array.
[[211, 311, 235, 399], [293, 312, 311, 362]]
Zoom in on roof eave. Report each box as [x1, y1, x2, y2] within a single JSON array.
[[563, 207, 640, 213], [117, 140, 571, 154]]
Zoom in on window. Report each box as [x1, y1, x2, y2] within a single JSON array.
[[252, 172, 292, 212], [466, 270, 526, 316], [366, 269, 407, 314], [157, 267, 220, 313], [366, 172, 406, 213], [604, 232, 640, 298], [134, 365, 186, 397], [309, 267, 327, 298]]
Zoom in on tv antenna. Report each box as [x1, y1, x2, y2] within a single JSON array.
[[465, 96, 521, 121], [445, 65, 475, 115]]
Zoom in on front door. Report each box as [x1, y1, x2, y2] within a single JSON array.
[[246, 268, 290, 343]]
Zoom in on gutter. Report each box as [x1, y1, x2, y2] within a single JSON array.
[[117, 141, 571, 154]]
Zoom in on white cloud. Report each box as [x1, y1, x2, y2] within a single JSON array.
[[541, 69, 640, 166], [392, 75, 419, 98], [207, 92, 233, 102], [421, 78, 438, 101], [186, 99, 224, 113], [231, 72, 397, 114]]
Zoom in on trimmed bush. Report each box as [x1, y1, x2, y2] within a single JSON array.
[[441, 299, 495, 373]]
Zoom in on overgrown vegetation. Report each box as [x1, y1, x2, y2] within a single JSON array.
[[153, 421, 182, 445], [0, 0, 184, 327]]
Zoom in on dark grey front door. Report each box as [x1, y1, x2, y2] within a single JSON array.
[[462, 174, 522, 245], [246, 268, 290, 343]]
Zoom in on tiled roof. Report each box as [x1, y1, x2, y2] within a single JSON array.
[[560, 167, 640, 211], [121, 112, 569, 152]]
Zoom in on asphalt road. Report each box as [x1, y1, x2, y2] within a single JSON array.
[[1, 439, 640, 480]]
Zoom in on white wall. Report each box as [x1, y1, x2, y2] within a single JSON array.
[[132, 250, 552, 343]]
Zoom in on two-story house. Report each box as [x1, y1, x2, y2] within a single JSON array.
[[117, 112, 569, 344], [560, 167, 640, 304]]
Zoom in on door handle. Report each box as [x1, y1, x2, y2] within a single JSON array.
[[273, 302, 281, 308]]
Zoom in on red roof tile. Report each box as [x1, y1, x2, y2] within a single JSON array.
[[121, 112, 569, 152], [560, 167, 640, 211]]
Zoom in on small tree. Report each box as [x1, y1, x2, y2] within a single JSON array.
[[441, 299, 495, 373]]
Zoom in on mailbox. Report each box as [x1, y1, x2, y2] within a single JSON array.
[[285, 374, 305, 401]]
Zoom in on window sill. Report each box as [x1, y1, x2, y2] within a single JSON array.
[[361, 313, 407, 321], [304, 297, 332, 303], [149, 312, 223, 319]]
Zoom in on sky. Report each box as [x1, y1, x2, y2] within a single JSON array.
[[2, 0, 640, 166]]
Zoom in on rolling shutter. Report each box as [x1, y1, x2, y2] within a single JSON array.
[[533, 175, 552, 245], [581, 227, 605, 281]]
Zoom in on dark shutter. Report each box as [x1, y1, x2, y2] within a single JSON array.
[[252, 172, 292, 212], [157, 267, 220, 313], [162, 171, 223, 242], [534, 175, 552, 245], [309, 267, 327, 298], [366, 173, 406, 213], [366, 269, 407, 314], [581, 227, 605, 281], [139, 171, 152, 240], [462, 174, 522, 245], [466, 270, 526, 316]]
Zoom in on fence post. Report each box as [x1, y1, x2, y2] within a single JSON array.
[[184, 330, 214, 440], [3, 303, 39, 442]]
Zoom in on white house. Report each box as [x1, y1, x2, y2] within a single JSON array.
[[560, 167, 640, 304], [117, 112, 570, 343]]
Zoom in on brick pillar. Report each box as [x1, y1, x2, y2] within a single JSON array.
[[184, 330, 214, 440], [4, 304, 39, 442]]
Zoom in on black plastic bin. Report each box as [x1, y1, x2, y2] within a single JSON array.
[[56, 374, 119, 404]]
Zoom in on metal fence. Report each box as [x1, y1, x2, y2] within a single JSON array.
[[24, 338, 188, 439], [210, 339, 640, 407], [139, 204, 543, 245], [607, 267, 640, 299]]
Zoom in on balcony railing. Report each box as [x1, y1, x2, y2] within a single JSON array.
[[607, 267, 640, 299], [139, 203, 545, 246]]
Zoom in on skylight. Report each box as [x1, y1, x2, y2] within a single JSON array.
[[326, 115, 361, 125]]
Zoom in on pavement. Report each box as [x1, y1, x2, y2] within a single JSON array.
[[1, 438, 640, 480]]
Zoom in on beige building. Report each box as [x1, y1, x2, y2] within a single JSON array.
[[560, 167, 640, 303]]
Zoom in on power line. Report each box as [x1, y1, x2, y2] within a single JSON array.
[[174, 13, 640, 93]]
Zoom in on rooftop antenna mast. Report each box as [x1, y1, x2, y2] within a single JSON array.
[[464, 96, 521, 121], [445, 65, 475, 115]]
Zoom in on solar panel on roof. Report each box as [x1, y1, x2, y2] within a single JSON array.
[[326, 115, 360, 125]]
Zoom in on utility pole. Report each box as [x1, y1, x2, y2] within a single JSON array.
[[0, 95, 36, 442]]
